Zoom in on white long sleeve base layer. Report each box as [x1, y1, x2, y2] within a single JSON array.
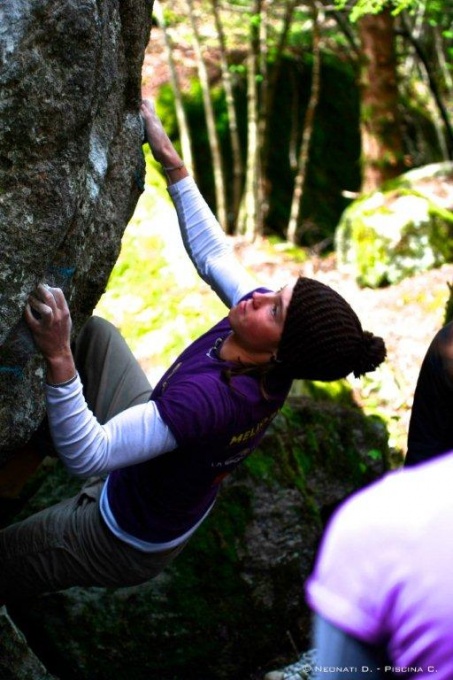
[[45, 377, 176, 477]]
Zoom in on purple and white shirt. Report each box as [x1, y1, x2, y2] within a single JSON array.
[[107, 307, 291, 546]]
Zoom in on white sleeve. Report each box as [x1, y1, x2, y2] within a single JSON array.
[[168, 176, 258, 307], [45, 374, 177, 478]]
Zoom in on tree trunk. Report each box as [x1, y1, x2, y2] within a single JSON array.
[[185, 0, 227, 229], [286, 0, 321, 244], [211, 0, 244, 232], [399, 12, 453, 160], [238, 0, 262, 240], [358, 8, 405, 193], [260, 0, 298, 227], [238, 48, 261, 240], [153, 1, 194, 175]]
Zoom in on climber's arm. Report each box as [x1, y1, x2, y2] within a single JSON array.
[[141, 100, 257, 308]]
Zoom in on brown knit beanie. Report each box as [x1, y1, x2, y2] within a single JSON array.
[[276, 277, 386, 381]]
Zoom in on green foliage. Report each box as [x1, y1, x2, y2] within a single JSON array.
[[242, 394, 389, 503], [266, 235, 308, 264], [274, 398, 388, 489], [229, 63, 246, 75], [334, 0, 419, 22], [291, 377, 358, 407], [425, 0, 453, 27], [443, 282, 453, 325], [367, 448, 384, 461], [249, 12, 261, 28], [286, 6, 318, 51]]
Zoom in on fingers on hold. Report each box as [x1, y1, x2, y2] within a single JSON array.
[[140, 99, 155, 117], [51, 287, 66, 304], [37, 283, 64, 306], [27, 294, 53, 318], [25, 302, 41, 324], [39, 283, 55, 296], [41, 304, 53, 317], [24, 302, 34, 322]]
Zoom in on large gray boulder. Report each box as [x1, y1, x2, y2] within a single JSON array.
[[335, 162, 453, 288], [0, 0, 153, 456]]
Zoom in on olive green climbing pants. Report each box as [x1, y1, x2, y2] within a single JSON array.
[[0, 317, 186, 603]]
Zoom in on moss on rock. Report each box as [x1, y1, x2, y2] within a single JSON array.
[[336, 162, 453, 288]]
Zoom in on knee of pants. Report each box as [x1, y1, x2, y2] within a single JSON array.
[[74, 316, 121, 366], [79, 316, 116, 340]]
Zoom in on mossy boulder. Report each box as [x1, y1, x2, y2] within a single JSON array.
[[335, 162, 453, 288], [4, 395, 389, 680]]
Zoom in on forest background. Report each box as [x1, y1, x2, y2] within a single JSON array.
[[97, 0, 452, 461]]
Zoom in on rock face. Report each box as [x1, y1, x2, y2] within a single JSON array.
[[0, 0, 153, 456], [0, 608, 56, 680], [335, 162, 453, 288]]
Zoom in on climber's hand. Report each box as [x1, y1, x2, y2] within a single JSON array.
[[140, 100, 187, 186], [140, 99, 172, 163], [24, 284, 76, 385]]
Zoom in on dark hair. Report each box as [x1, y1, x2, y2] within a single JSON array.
[[277, 277, 386, 381], [221, 360, 278, 400]]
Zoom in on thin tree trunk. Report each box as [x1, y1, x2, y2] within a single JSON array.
[[263, 0, 297, 154], [211, 0, 244, 231], [358, 8, 405, 192], [185, 0, 228, 229], [238, 50, 260, 240], [237, 0, 262, 240], [402, 2, 425, 78], [434, 24, 453, 94], [263, 0, 298, 118], [257, 0, 270, 229], [286, 0, 321, 244], [288, 68, 299, 171], [260, 0, 298, 225], [399, 14, 453, 159], [324, 1, 360, 56], [153, 1, 194, 175]]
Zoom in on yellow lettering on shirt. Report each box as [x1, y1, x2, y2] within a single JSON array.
[[228, 411, 278, 446]]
